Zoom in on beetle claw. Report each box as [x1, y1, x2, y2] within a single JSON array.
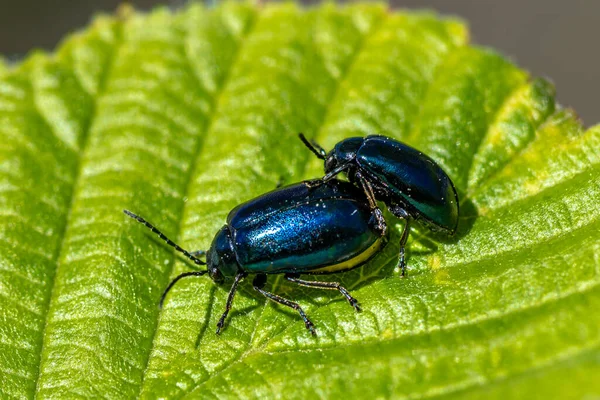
[[216, 318, 226, 335], [349, 298, 361, 312], [305, 320, 317, 336], [377, 222, 387, 236], [369, 210, 387, 236]]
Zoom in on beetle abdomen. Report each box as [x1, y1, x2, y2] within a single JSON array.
[[358, 136, 459, 233], [229, 181, 385, 274]]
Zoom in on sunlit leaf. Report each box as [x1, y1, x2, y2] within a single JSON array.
[[1, 3, 598, 399]]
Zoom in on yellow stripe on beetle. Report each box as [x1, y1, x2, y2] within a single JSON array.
[[311, 237, 385, 274]]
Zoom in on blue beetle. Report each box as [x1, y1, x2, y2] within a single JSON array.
[[124, 179, 387, 335], [299, 134, 459, 276]]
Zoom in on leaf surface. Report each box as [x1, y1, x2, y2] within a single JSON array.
[[0, 3, 598, 399]]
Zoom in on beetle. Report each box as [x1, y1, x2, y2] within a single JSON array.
[[299, 133, 459, 276], [124, 179, 387, 335]]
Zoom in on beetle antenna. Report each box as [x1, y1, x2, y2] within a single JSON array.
[[298, 133, 326, 160], [160, 271, 207, 308], [124, 210, 206, 266]]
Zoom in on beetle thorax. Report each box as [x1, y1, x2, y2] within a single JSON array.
[[325, 137, 364, 174]]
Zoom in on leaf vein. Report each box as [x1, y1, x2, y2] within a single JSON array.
[[32, 22, 124, 397], [466, 84, 557, 195]]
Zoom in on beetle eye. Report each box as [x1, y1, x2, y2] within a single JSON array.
[[324, 156, 337, 173], [210, 267, 224, 284]]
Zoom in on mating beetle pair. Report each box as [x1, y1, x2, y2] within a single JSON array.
[[125, 134, 459, 335]]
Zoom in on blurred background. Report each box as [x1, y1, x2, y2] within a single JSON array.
[[0, 0, 597, 125]]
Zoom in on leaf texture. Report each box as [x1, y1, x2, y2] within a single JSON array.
[[0, 3, 598, 399]]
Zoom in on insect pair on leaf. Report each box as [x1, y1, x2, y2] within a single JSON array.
[[125, 134, 459, 335]]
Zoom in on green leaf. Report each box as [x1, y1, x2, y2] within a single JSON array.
[[1, 3, 598, 399]]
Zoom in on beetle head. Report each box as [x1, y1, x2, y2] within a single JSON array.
[[206, 226, 239, 283]]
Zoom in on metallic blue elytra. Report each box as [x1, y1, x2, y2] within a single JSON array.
[[300, 133, 460, 276], [124, 179, 387, 335]]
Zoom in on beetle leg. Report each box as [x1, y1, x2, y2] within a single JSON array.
[[321, 163, 349, 182], [285, 273, 360, 312], [355, 172, 387, 236], [397, 218, 411, 277], [216, 271, 247, 335], [253, 274, 316, 335], [304, 164, 349, 189]]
